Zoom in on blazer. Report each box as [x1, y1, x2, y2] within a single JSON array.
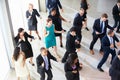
[[26, 9, 40, 26], [112, 4, 120, 18], [102, 35, 119, 51], [66, 31, 77, 53], [36, 51, 57, 74], [93, 18, 114, 35], [14, 32, 34, 50], [109, 56, 120, 80], [64, 61, 80, 80], [46, 0, 62, 12]]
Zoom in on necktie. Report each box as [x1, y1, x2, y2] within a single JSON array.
[[110, 37, 114, 50], [44, 56, 49, 70], [100, 21, 104, 33]]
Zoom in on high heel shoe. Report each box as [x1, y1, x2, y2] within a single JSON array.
[[60, 44, 63, 48], [85, 27, 89, 31]]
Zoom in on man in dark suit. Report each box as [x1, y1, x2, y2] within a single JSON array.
[[109, 50, 120, 80], [97, 30, 119, 72], [62, 27, 80, 63], [46, 0, 63, 15], [89, 13, 114, 55], [36, 47, 58, 80], [73, 8, 85, 46], [26, 3, 42, 41], [112, 0, 120, 33]]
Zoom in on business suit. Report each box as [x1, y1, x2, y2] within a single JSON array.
[[64, 61, 80, 80], [46, 0, 62, 15], [89, 18, 114, 51], [36, 51, 57, 80], [109, 56, 120, 80], [112, 4, 120, 32], [14, 32, 34, 58], [62, 31, 78, 63], [26, 9, 40, 30], [73, 13, 84, 43], [97, 35, 119, 69]]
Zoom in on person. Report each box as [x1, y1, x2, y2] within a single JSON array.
[[46, 0, 63, 15], [73, 8, 86, 47], [97, 30, 119, 72], [64, 53, 82, 80], [14, 28, 35, 66], [112, 0, 120, 33], [12, 47, 31, 80], [80, 0, 90, 31], [36, 47, 58, 80], [43, 18, 65, 58], [26, 3, 42, 41], [89, 13, 114, 55], [62, 27, 80, 63], [48, 8, 70, 47], [109, 50, 120, 80]]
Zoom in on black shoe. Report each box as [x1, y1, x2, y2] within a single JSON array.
[[85, 27, 89, 31], [97, 67, 104, 72], [29, 61, 35, 66], [116, 31, 120, 33], [60, 44, 63, 48]]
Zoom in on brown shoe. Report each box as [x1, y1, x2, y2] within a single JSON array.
[[99, 51, 104, 55], [90, 50, 94, 55]]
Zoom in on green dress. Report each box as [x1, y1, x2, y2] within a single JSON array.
[[45, 24, 56, 48]]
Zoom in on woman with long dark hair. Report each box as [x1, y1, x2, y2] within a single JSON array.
[[12, 47, 31, 80], [14, 28, 35, 66], [64, 54, 82, 80]]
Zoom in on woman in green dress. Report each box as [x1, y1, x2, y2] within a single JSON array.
[[43, 18, 64, 57]]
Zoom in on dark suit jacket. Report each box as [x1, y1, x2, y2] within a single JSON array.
[[14, 32, 34, 50], [109, 56, 120, 80], [46, 0, 62, 14], [102, 35, 119, 52], [36, 51, 57, 74], [66, 31, 77, 53], [93, 18, 114, 35], [64, 61, 80, 80], [112, 4, 120, 18], [26, 9, 40, 26]]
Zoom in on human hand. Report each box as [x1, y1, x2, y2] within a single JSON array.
[[72, 70, 77, 74], [110, 44, 114, 48], [28, 16, 32, 19], [60, 9, 64, 12], [41, 62, 44, 67], [96, 31, 100, 35], [116, 42, 120, 46]]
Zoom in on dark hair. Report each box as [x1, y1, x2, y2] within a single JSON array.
[[46, 18, 52, 23], [51, 8, 56, 12], [101, 13, 108, 18], [70, 27, 76, 32], [13, 47, 20, 61], [67, 53, 78, 65], [80, 7, 85, 11], [81, 0, 87, 3], [117, 0, 120, 3], [40, 47, 46, 52], [18, 28, 24, 33], [107, 30, 114, 35]]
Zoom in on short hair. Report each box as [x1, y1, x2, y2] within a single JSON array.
[[51, 8, 56, 12], [40, 47, 46, 52], [101, 13, 108, 18], [80, 8, 85, 11], [107, 30, 114, 35], [18, 28, 24, 33], [70, 27, 76, 32], [117, 0, 120, 3]]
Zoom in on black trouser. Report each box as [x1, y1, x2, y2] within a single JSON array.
[[89, 33, 105, 51], [97, 49, 116, 68], [39, 69, 53, 80], [113, 16, 120, 32], [62, 51, 77, 63]]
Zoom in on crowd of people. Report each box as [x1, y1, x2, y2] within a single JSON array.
[[12, 0, 120, 80]]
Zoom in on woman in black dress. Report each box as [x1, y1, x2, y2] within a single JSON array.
[[64, 53, 82, 80], [14, 28, 35, 66], [48, 8, 69, 47], [80, 0, 90, 31], [26, 3, 42, 41]]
